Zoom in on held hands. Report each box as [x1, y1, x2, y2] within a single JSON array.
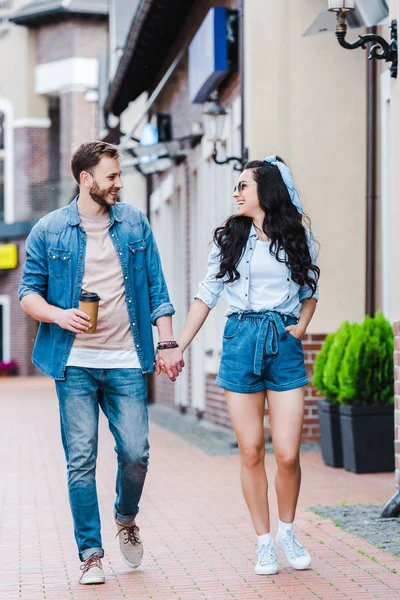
[[155, 347, 185, 382], [53, 307, 92, 333], [285, 323, 306, 339]]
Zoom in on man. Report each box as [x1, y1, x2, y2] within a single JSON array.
[[19, 141, 184, 584]]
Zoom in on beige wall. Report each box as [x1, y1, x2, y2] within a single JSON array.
[[0, 2, 47, 119], [245, 0, 367, 333]]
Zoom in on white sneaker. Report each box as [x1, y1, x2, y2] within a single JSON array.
[[115, 519, 144, 569], [276, 530, 311, 570], [79, 555, 105, 585], [254, 540, 279, 575]]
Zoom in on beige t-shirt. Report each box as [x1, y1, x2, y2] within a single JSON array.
[[72, 211, 135, 351]]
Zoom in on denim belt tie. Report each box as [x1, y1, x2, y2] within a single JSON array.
[[238, 312, 288, 376]]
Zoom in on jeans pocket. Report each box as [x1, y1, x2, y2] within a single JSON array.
[[223, 317, 241, 339]]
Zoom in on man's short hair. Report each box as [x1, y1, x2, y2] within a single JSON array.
[[71, 141, 120, 184]]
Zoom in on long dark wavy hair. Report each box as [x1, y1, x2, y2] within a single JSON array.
[[213, 159, 320, 293]]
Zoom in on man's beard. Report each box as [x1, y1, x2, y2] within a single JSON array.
[[89, 179, 118, 206]]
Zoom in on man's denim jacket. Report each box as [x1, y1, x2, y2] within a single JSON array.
[[195, 225, 319, 317], [18, 198, 175, 380]]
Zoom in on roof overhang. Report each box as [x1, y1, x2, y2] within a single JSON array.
[[9, 0, 108, 27], [104, 0, 196, 118]]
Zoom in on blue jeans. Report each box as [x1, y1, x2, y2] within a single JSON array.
[[55, 367, 149, 561]]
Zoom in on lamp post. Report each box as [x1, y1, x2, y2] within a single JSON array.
[[202, 91, 248, 171], [328, 0, 398, 78]]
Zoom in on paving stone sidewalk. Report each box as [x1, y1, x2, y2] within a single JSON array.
[[0, 377, 399, 600]]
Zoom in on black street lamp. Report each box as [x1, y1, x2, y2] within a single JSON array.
[[328, 1, 398, 78], [202, 91, 248, 171]]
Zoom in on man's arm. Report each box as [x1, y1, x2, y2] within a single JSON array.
[[21, 293, 91, 333], [19, 222, 91, 333]]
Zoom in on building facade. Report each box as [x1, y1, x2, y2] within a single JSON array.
[[0, 0, 108, 374], [102, 0, 377, 442]]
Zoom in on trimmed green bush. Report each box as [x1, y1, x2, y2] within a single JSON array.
[[314, 312, 394, 406], [313, 332, 336, 399], [350, 312, 394, 406], [322, 321, 352, 400], [337, 323, 363, 403]]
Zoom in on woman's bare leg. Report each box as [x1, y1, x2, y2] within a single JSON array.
[[225, 390, 270, 534], [267, 387, 304, 522]]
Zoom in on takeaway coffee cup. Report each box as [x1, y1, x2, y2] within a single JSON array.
[[79, 292, 100, 333]]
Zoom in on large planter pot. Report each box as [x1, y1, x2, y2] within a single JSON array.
[[339, 404, 395, 474], [318, 399, 343, 468]]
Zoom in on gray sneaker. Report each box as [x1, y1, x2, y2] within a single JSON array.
[[79, 555, 105, 585], [276, 530, 311, 570], [255, 541, 279, 575], [115, 520, 144, 568]]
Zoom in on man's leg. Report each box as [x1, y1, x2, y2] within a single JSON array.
[[100, 368, 149, 568], [55, 367, 103, 561]]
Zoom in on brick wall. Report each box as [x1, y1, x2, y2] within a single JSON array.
[[303, 334, 326, 440], [37, 18, 108, 64], [394, 322, 400, 487], [59, 91, 99, 181], [35, 17, 108, 182], [153, 373, 175, 408], [14, 127, 49, 222]]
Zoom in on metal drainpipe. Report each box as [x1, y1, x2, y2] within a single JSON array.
[[366, 28, 377, 317], [365, 29, 400, 520], [239, 0, 247, 164], [366, 29, 400, 519]]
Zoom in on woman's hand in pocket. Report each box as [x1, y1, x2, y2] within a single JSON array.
[[285, 324, 306, 339]]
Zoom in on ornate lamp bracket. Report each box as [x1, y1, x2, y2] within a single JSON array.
[[335, 11, 397, 78]]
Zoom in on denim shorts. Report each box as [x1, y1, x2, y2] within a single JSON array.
[[216, 311, 308, 394]]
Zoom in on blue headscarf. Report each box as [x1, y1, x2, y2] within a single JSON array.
[[263, 155, 302, 214]]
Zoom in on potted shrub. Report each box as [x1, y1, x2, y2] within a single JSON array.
[[337, 312, 394, 474], [313, 323, 351, 468]]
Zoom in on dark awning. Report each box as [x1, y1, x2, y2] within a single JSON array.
[[9, 0, 108, 26], [104, 0, 196, 118]]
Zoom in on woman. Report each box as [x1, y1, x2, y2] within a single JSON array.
[[157, 157, 319, 575]]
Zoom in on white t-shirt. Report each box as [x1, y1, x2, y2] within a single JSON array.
[[249, 240, 289, 311]]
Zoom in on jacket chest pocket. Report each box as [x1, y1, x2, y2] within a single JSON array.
[[128, 239, 147, 272], [48, 248, 72, 280]]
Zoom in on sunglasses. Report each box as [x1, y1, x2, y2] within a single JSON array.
[[233, 181, 256, 194]]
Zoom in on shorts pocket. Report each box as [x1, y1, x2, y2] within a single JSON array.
[[48, 248, 72, 280], [128, 239, 147, 272], [288, 332, 303, 345], [223, 317, 241, 339]]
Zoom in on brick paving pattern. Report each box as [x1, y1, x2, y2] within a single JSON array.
[[0, 378, 399, 600]]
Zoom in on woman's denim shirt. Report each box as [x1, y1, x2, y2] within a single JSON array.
[[18, 198, 175, 380], [195, 225, 319, 317]]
